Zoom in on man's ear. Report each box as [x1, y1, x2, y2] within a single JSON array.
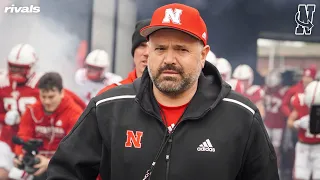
[[200, 45, 210, 68]]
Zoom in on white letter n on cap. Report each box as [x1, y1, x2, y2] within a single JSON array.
[[162, 8, 182, 25]]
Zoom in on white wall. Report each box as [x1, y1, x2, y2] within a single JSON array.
[[91, 0, 137, 78]]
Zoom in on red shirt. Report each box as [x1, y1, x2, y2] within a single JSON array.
[[159, 102, 189, 133], [264, 86, 288, 129], [281, 81, 305, 117], [291, 93, 320, 144], [0, 73, 42, 148], [15, 95, 83, 156]]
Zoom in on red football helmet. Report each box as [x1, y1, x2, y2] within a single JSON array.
[[7, 44, 38, 83]]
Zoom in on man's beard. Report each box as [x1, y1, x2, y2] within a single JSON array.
[[148, 64, 199, 96]]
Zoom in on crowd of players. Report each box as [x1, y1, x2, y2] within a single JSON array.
[[0, 20, 319, 180]]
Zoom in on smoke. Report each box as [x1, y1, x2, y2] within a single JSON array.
[[28, 17, 80, 90], [0, 0, 11, 21], [0, 5, 81, 91]]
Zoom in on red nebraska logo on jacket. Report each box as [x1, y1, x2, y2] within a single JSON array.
[[125, 130, 143, 148]]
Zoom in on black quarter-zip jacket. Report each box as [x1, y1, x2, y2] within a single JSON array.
[[47, 62, 279, 180]]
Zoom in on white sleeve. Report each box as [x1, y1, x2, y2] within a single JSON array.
[[104, 73, 123, 85], [74, 68, 87, 85], [0, 141, 15, 171]]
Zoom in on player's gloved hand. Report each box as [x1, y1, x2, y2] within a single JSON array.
[[293, 115, 309, 129], [5, 110, 20, 126]]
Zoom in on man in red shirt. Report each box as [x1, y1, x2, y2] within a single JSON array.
[[281, 66, 317, 118], [287, 81, 320, 180], [47, 3, 279, 179], [281, 66, 316, 179], [97, 19, 150, 94], [13, 72, 83, 179]]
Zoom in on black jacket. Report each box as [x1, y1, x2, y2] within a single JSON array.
[[47, 62, 279, 180]]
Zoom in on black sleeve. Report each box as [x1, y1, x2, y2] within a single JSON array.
[[47, 100, 102, 180], [239, 112, 280, 180]]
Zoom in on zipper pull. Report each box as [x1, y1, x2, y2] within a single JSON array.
[[165, 154, 170, 162]]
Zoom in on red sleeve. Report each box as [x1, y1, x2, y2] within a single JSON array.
[[281, 86, 296, 117], [64, 89, 86, 110], [15, 107, 35, 155]]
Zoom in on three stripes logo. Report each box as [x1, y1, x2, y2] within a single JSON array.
[[197, 139, 215, 152]]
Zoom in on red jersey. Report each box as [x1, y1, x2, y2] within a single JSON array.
[[0, 73, 42, 147], [0, 73, 42, 123], [281, 81, 305, 117], [264, 86, 288, 129], [15, 95, 83, 157], [243, 85, 265, 104], [291, 93, 320, 144]]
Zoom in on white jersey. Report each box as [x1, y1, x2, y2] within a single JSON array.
[[75, 68, 122, 103], [0, 141, 14, 171]]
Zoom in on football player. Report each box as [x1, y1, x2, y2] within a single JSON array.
[[75, 49, 123, 103], [0, 44, 42, 148], [232, 64, 266, 118], [263, 69, 288, 166], [288, 80, 320, 180]]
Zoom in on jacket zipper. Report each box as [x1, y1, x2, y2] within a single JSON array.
[[165, 137, 173, 180], [136, 99, 212, 180]]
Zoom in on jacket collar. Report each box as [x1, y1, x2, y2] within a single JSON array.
[[134, 61, 231, 121]]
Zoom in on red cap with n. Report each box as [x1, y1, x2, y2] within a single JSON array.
[[140, 3, 208, 45]]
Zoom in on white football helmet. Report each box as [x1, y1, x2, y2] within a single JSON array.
[[216, 58, 232, 81], [7, 44, 38, 83], [85, 49, 110, 68], [304, 80, 320, 107], [84, 49, 110, 81], [206, 50, 217, 65], [265, 69, 282, 88], [232, 64, 254, 86]]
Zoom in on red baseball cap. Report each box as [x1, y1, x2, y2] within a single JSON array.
[[140, 3, 208, 45]]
